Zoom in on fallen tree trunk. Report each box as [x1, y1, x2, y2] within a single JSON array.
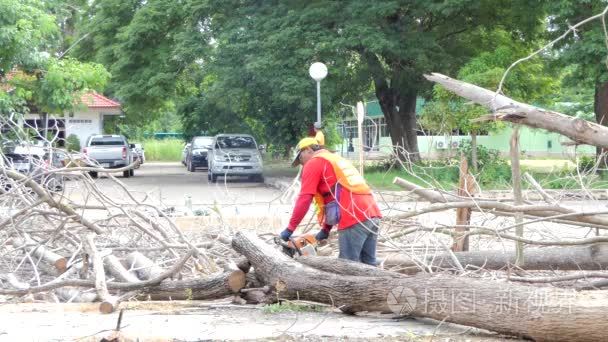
[[424, 73, 608, 148], [298, 256, 403, 278], [233, 231, 607, 341], [380, 244, 608, 273], [144, 270, 246, 300]]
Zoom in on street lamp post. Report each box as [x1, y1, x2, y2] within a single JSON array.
[[309, 62, 328, 124]]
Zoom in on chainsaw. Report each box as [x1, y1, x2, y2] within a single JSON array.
[[274, 233, 318, 258]]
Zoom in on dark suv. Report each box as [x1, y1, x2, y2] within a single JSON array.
[[186, 136, 214, 172]]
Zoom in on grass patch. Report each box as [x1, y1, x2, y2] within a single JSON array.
[[263, 301, 327, 314], [365, 167, 608, 191], [137, 138, 184, 162]]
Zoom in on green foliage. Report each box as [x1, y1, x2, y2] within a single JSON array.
[[72, 0, 547, 157], [0, 0, 111, 116], [458, 141, 511, 185], [34, 57, 110, 113], [548, 2, 608, 86], [0, 0, 58, 72], [66, 133, 80, 152], [577, 155, 597, 173]]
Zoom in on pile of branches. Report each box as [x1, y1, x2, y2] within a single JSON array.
[[0, 158, 243, 311], [1, 116, 608, 342]]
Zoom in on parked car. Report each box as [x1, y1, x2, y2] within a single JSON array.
[[82, 134, 134, 178], [207, 134, 264, 183], [186, 136, 214, 172], [130, 143, 145, 168], [181, 143, 191, 166], [0, 143, 65, 191]]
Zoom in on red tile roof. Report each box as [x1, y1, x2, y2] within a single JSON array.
[[80, 92, 121, 109], [3, 71, 120, 109]]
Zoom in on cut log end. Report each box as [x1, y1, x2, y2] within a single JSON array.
[[227, 270, 247, 293], [54, 258, 68, 273], [99, 296, 118, 314]]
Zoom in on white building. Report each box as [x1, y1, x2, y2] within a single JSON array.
[[22, 92, 122, 147]]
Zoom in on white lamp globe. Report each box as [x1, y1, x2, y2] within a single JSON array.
[[309, 62, 328, 82]]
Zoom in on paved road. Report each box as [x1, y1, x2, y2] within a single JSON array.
[[63, 162, 294, 229], [92, 162, 285, 206]]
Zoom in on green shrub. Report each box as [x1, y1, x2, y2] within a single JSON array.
[[459, 141, 511, 185], [139, 138, 184, 161], [66, 134, 81, 152], [577, 155, 596, 173]]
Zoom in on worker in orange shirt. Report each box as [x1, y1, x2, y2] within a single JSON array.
[[279, 137, 381, 265]]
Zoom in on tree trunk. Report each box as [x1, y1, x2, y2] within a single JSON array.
[[143, 270, 246, 300], [594, 81, 608, 169], [424, 73, 608, 148], [379, 89, 420, 162], [380, 244, 608, 274], [232, 231, 607, 341], [365, 52, 420, 162]]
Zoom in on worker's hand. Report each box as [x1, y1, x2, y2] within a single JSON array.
[[315, 229, 329, 241], [279, 229, 293, 241]]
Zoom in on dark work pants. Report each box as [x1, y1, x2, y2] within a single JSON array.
[[338, 218, 380, 266]]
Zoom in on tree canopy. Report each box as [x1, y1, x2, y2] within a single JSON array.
[[0, 0, 110, 116]]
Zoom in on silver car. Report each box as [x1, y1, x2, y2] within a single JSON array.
[[208, 134, 264, 183]]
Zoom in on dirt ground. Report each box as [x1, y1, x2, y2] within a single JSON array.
[[0, 301, 518, 341]]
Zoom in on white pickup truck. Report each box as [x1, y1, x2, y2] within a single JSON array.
[[82, 134, 134, 178]]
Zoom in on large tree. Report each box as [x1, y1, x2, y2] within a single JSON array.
[[199, 0, 546, 161], [0, 0, 109, 120], [71, 0, 546, 154], [72, 0, 207, 121], [547, 3, 608, 160]]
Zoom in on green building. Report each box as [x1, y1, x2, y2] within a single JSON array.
[[338, 100, 595, 159]]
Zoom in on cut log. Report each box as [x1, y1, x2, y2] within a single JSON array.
[[236, 258, 251, 273], [84, 234, 118, 314], [380, 244, 608, 273], [55, 287, 98, 303], [124, 252, 165, 280], [12, 237, 67, 273], [424, 72, 608, 148], [103, 255, 140, 283], [233, 231, 607, 341], [143, 270, 246, 300], [240, 285, 276, 304]]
